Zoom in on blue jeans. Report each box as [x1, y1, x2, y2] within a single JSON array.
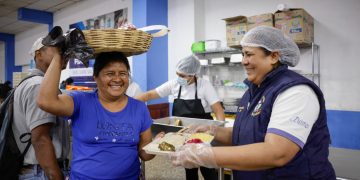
[[19, 164, 69, 180]]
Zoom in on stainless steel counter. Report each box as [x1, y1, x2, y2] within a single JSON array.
[[151, 116, 225, 135], [150, 116, 226, 180]]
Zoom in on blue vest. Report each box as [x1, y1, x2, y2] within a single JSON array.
[[232, 65, 335, 180]]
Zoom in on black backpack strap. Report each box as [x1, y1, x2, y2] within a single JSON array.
[[17, 75, 40, 87], [19, 133, 31, 157], [15, 75, 42, 155]]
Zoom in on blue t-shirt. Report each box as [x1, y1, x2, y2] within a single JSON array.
[[68, 90, 153, 180]]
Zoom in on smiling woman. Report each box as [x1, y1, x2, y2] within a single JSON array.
[[37, 50, 161, 180], [93, 52, 130, 103], [168, 26, 336, 180], [241, 46, 279, 86]]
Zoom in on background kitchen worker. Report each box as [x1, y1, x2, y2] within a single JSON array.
[[136, 55, 225, 180]]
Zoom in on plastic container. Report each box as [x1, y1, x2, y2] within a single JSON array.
[[205, 40, 221, 51], [191, 41, 205, 53]]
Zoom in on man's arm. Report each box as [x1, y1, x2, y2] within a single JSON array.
[[31, 123, 63, 180]]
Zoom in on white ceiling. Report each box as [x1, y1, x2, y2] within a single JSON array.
[[0, 0, 84, 34]]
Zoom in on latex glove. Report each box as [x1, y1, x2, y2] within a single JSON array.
[[185, 124, 218, 136], [169, 143, 218, 169]]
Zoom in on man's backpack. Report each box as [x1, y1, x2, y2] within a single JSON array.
[[0, 75, 37, 179]]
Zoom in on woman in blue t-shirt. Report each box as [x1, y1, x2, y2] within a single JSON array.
[[38, 51, 159, 180]]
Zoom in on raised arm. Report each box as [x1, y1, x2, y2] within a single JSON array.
[[135, 89, 160, 102], [37, 47, 74, 117]]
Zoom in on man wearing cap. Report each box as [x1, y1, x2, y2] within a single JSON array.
[[12, 37, 70, 179]]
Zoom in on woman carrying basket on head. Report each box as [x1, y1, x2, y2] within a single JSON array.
[[38, 49, 163, 179]]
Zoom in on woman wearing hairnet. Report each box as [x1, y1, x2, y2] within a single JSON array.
[[169, 26, 336, 179], [136, 55, 225, 180]]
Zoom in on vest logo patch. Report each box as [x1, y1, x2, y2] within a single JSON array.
[[237, 106, 245, 112], [252, 96, 265, 116]]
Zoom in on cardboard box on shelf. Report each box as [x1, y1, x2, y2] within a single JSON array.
[[274, 8, 314, 46], [223, 16, 247, 48], [247, 13, 274, 30]]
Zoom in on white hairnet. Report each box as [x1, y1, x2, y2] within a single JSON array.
[[176, 55, 201, 75], [240, 26, 300, 67], [29, 37, 44, 57]]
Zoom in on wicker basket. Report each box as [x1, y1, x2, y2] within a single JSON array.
[[82, 25, 168, 57], [82, 29, 152, 56]]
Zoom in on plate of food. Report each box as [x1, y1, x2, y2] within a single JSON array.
[[143, 132, 214, 156]]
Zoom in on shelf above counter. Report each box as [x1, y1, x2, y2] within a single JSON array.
[[194, 47, 241, 54], [200, 62, 243, 67], [194, 47, 242, 59]]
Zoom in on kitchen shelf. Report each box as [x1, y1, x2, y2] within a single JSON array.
[[197, 48, 246, 114], [310, 43, 320, 87], [194, 47, 242, 60], [195, 47, 241, 54], [200, 62, 243, 67], [290, 43, 320, 86], [296, 43, 321, 87]]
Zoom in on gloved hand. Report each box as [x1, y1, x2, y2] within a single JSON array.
[[169, 143, 218, 169], [154, 132, 165, 141], [185, 124, 218, 136]]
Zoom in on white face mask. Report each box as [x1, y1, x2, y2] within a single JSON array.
[[177, 77, 188, 87]]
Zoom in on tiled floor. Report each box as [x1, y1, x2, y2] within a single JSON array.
[[144, 155, 186, 180], [144, 155, 205, 180]]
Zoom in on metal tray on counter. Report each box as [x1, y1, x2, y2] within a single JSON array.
[[151, 116, 225, 136]]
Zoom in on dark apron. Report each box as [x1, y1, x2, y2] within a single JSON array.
[[172, 77, 217, 180], [172, 78, 213, 120]]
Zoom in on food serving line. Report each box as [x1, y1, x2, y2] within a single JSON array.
[[141, 116, 228, 180]]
